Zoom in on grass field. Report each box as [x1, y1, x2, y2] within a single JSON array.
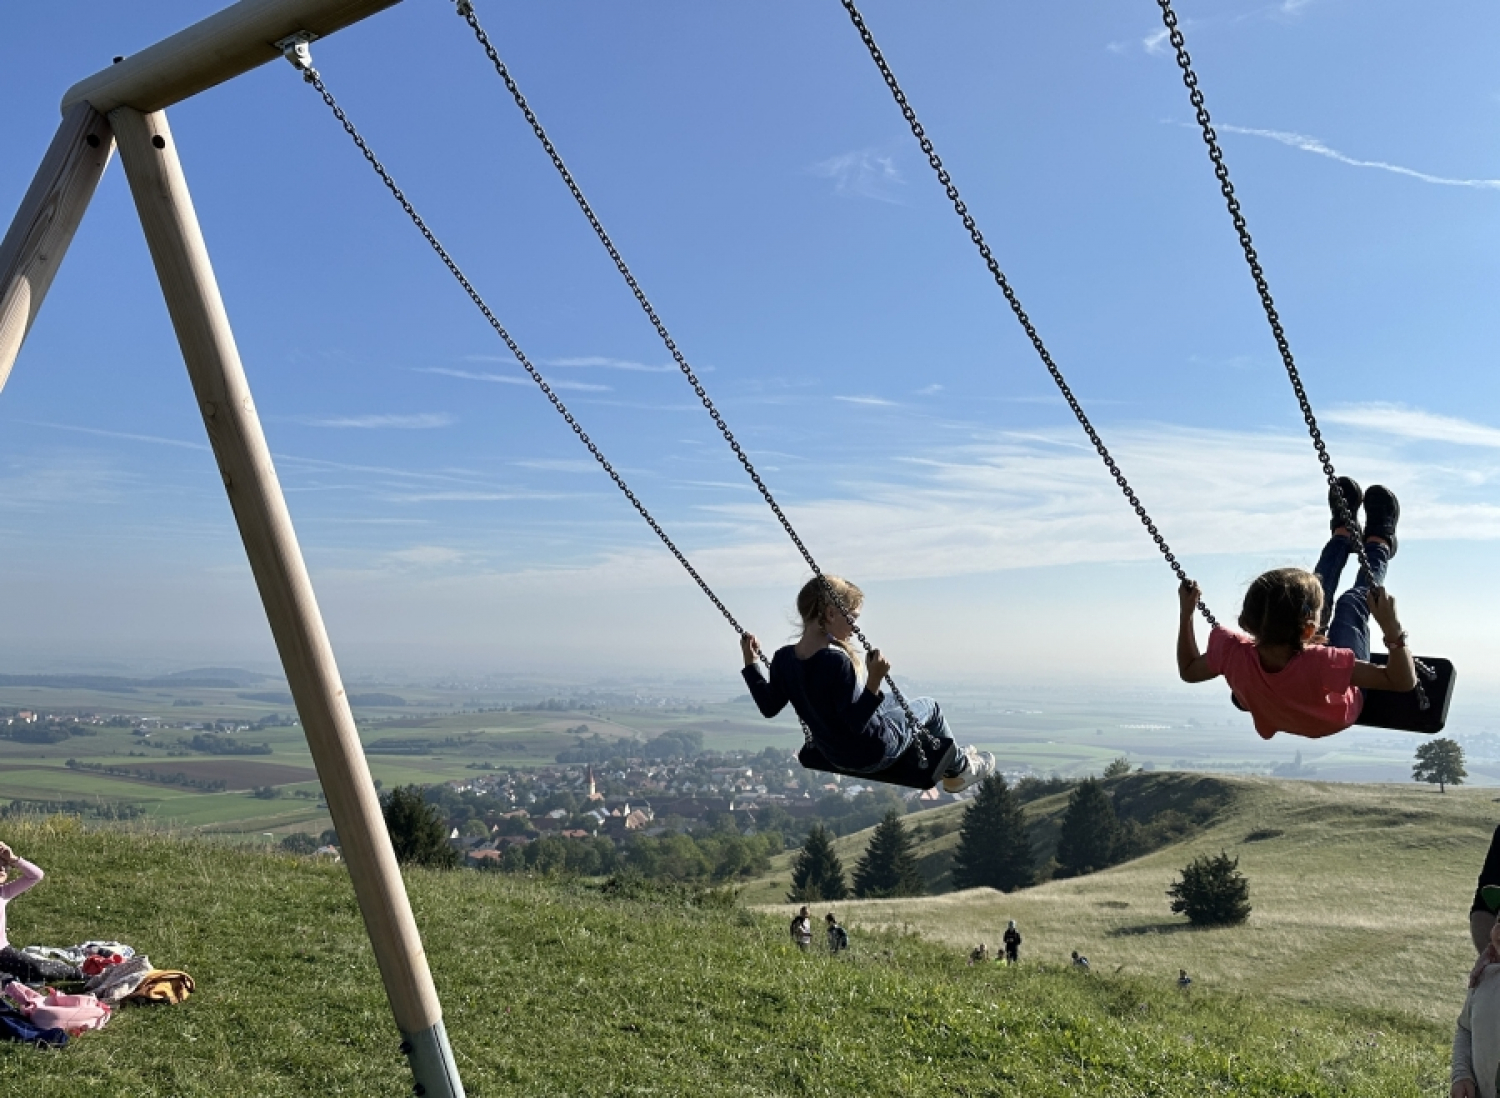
[[746, 774, 1493, 1026], [0, 816, 1450, 1095]]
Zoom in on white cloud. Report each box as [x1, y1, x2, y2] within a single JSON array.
[[298, 413, 454, 429], [810, 149, 905, 203], [388, 546, 464, 566], [1215, 125, 1500, 190], [1323, 403, 1500, 448], [419, 365, 610, 393], [834, 395, 898, 407], [545, 356, 675, 374], [1142, 28, 1171, 55]]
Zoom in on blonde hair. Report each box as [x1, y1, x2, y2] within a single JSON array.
[[1238, 568, 1323, 650], [796, 575, 864, 670]]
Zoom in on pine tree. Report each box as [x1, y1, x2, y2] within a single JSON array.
[[852, 809, 925, 898], [1167, 851, 1251, 926], [787, 824, 849, 902], [381, 784, 459, 869], [1056, 777, 1120, 878], [950, 774, 1034, 892], [1413, 738, 1467, 793]]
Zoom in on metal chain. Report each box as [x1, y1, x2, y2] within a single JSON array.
[[837, 0, 1217, 628], [1154, 0, 1368, 577], [453, 0, 933, 761], [293, 64, 817, 739]]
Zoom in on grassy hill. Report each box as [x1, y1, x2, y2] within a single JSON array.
[[746, 774, 1494, 1025], [0, 814, 1451, 1095]]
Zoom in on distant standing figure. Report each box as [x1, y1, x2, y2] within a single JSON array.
[[968, 943, 988, 966], [826, 912, 849, 953], [1071, 950, 1089, 970], [1003, 920, 1022, 965], [790, 906, 813, 951], [1177, 968, 1193, 990]]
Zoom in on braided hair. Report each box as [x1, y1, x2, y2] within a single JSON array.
[[1238, 568, 1323, 650]]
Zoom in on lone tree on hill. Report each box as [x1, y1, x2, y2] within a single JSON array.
[[951, 775, 1034, 893], [1167, 851, 1251, 926], [381, 784, 459, 869], [788, 824, 849, 902], [1056, 777, 1121, 878], [1102, 756, 1132, 779], [1413, 738, 1467, 793], [853, 809, 925, 898]]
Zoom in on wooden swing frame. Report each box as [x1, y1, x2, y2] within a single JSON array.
[[0, 2, 465, 1095]]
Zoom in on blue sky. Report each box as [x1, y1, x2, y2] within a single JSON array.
[[1, 0, 1497, 693]]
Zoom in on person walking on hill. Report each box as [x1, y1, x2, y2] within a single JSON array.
[[1071, 950, 1089, 970], [790, 906, 813, 952], [1177, 969, 1193, 990], [825, 912, 848, 954], [1003, 920, 1022, 965], [0, 841, 79, 984]]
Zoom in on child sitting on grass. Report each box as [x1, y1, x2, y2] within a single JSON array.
[[740, 575, 994, 791], [1176, 480, 1417, 739], [0, 841, 80, 984]]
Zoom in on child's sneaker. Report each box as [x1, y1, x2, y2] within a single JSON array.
[[941, 747, 996, 793], [1363, 484, 1400, 557], [1329, 476, 1362, 534]]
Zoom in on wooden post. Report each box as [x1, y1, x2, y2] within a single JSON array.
[[110, 106, 463, 1098], [0, 103, 114, 396]]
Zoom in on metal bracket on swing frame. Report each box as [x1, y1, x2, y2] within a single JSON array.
[[274, 30, 320, 73]]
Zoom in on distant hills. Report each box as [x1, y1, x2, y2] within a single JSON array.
[[0, 667, 276, 694]]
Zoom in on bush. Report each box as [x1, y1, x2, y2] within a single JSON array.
[[1167, 851, 1251, 926], [279, 832, 319, 855], [381, 784, 459, 869]]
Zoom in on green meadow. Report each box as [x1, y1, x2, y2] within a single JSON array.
[[0, 814, 1451, 1096]]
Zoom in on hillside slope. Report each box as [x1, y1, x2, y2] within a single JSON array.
[[0, 816, 1448, 1095], [753, 775, 1495, 1025]]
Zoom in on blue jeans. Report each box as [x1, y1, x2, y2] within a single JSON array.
[[846, 694, 951, 774], [1313, 533, 1391, 661]]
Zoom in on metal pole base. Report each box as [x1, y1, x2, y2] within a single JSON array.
[[401, 1021, 465, 1098]]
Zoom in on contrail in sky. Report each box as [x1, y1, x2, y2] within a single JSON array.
[[1216, 124, 1500, 190]]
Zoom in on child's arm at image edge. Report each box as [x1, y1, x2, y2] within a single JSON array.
[[1177, 581, 1218, 683]]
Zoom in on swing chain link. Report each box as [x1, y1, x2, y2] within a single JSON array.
[[456, 0, 932, 762], [291, 67, 822, 725], [1154, 0, 1369, 578], [838, 0, 1217, 628]]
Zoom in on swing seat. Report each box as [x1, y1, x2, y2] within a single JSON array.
[[1230, 653, 1456, 735], [798, 736, 959, 791], [1356, 654, 1455, 735]]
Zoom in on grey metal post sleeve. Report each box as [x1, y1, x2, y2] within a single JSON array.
[[402, 1021, 466, 1098]]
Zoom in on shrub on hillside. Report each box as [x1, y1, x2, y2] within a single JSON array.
[[279, 832, 318, 855], [1167, 851, 1251, 926]]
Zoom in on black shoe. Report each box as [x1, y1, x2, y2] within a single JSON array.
[[1329, 476, 1362, 534], [1363, 484, 1400, 558]]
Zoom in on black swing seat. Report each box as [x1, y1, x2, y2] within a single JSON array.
[[798, 736, 960, 791], [1231, 653, 1456, 735]]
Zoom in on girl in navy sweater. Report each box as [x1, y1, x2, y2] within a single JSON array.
[[739, 576, 994, 792]]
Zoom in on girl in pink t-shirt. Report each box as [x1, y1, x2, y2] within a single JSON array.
[[1174, 481, 1417, 739]]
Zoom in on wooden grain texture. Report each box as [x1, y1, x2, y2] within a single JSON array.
[[63, 0, 403, 114], [110, 106, 447, 1043], [0, 103, 114, 395]]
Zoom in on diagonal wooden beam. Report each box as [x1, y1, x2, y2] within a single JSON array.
[[0, 103, 114, 395], [62, 0, 403, 115]]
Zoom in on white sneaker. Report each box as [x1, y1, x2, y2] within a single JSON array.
[[941, 747, 995, 793]]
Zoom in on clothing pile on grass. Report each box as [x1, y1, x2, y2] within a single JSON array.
[[1, 940, 195, 1049], [1, 854, 193, 1050]]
